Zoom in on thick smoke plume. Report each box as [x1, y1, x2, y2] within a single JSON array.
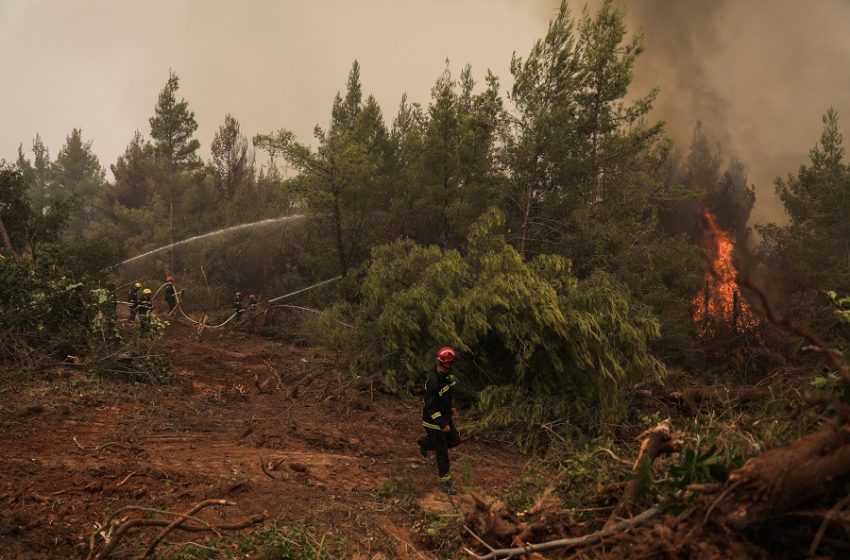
[[584, 0, 850, 225]]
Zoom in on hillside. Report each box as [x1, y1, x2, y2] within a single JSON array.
[[0, 317, 525, 559]]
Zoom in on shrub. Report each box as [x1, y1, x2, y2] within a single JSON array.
[[357, 208, 664, 438]]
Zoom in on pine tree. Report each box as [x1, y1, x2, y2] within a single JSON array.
[[87, 131, 160, 252], [255, 61, 392, 274], [148, 70, 201, 266], [759, 108, 850, 341], [53, 128, 106, 236], [16, 134, 54, 214], [210, 114, 252, 199]]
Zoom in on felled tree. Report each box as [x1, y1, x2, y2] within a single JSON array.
[[358, 208, 663, 440]]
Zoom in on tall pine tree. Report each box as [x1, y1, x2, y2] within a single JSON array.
[[149, 70, 200, 265]]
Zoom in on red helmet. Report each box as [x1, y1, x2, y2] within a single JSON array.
[[436, 346, 457, 364], [166, 275, 173, 282]]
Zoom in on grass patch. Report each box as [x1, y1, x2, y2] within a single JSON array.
[[157, 525, 344, 560], [376, 477, 420, 513]]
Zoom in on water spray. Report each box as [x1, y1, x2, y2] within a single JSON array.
[[117, 214, 304, 267], [267, 275, 342, 303]]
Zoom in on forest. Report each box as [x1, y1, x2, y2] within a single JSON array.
[[2, 1, 850, 558]]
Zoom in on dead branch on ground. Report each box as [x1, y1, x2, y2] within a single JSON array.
[[465, 507, 658, 560], [260, 456, 286, 479], [608, 419, 682, 522], [85, 498, 264, 560]]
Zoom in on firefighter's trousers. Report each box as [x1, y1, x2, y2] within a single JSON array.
[[419, 422, 461, 478]]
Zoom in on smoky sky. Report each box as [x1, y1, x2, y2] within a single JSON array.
[[621, 0, 850, 225], [0, 0, 545, 174], [3, 1, 850, 226]]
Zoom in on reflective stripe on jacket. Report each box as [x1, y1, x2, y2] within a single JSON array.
[[421, 369, 456, 429]]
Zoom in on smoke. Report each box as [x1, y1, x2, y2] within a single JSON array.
[[0, 0, 545, 183], [4, 1, 849, 228], [618, 0, 850, 225]]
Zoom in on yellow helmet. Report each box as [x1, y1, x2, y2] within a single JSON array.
[[142, 288, 152, 295], [134, 282, 142, 288]]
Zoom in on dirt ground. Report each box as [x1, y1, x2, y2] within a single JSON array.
[[0, 317, 528, 559]]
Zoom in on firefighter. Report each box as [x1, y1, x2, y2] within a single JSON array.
[[417, 346, 461, 495], [164, 275, 178, 313], [232, 291, 245, 323], [128, 282, 142, 321], [247, 294, 258, 309], [138, 288, 154, 332]]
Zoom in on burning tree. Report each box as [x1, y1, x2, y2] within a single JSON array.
[[692, 208, 758, 337]]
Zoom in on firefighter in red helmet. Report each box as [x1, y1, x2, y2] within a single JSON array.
[[418, 345, 461, 495]]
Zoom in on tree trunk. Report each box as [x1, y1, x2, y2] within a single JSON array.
[[332, 188, 348, 275], [169, 162, 175, 272], [717, 423, 850, 529], [518, 184, 532, 260], [0, 212, 18, 258]]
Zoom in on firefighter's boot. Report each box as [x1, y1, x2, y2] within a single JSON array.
[[439, 475, 457, 496]]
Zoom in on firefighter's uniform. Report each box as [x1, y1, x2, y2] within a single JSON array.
[[418, 368, 461, 490], [128, 285, 141, 321], [232, 293, 245, 322], [138, 292, 154, 332], [164, 282, 178, 312]]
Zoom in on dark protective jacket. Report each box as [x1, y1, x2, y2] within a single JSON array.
[[232, 296, 244, 314], [128, 286, 140, 305], [164, 282, 176, 302], [421, 368, 457, 430], [138, 294, 153, 315]]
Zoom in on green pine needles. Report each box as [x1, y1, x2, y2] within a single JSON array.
[[358, 208, 664, 443]]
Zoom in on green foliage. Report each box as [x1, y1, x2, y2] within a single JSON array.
[[669, 445, 737, 487], [759, 109, 850, 344], [160, 526, 343, 560], [385, 62, 502, 248], [376, 477, 420, 513], [502, 473, 550, 512], [255, 61, 393, 274], [52, 128, 107, 237], [358, 208, 663, 437], [210, 114, 252, 199], [0, 254, 94, 365], [0, 163, 72, 259], [503, 0, 665, 263], [235, 526, 342, 560], [150, 70, 201, 171]]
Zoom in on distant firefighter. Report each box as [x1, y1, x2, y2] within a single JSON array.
[[128, 282, 142, 321], [138, 288, 154, 332], [164, 275, 178, 313], [232, 291, 245, 323]]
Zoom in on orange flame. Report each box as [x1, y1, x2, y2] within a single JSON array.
[[692, 209, 758, 337]]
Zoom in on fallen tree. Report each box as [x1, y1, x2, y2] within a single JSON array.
[[714, 423, 850, 529]]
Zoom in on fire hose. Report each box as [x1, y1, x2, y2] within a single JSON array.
[[116, 276, 348, 331]]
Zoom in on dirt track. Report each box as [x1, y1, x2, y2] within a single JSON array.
[[0, 319, 526, 559]]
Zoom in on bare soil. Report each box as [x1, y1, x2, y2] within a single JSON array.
[[0, 318, 526, 559]]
